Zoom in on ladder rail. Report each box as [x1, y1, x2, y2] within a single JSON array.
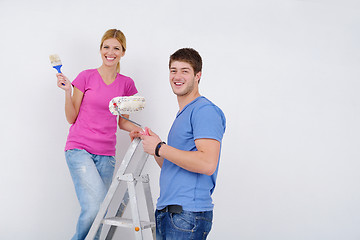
[[105, 141, 150, 239], [105, 190, 129, 239], [126, 175, 144, 240], [85, 138, 155, 240], [142, 175, 156, 239]]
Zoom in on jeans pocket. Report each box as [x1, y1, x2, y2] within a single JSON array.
[[108, 156, 116, 167], [170, 212, 195, 232], [196, 216, 213, 240], [65, 149, 87, 166]]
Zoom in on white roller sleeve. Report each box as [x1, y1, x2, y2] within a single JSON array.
[[109, 96, 146, 115]]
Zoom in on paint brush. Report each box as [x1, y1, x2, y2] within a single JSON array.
[[49, 54, 62, 73], [49, 54, 65, 85]]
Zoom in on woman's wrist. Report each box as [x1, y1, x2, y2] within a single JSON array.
[[65, 88, 72, 96]]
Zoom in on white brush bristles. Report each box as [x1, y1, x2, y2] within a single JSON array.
[[49, 54, 62, 66], [109, 96, 146, 115]]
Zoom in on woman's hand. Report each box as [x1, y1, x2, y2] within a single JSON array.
[[56, 73, 71, 92], [129, 127, 144, 141]]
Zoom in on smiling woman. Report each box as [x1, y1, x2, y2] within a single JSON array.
[[99, 29, 126, 74], [99, 38, 126, 85], [54, 28, 142, 240]]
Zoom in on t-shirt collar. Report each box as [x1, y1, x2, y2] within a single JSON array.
[[176, 96, 204, 117]]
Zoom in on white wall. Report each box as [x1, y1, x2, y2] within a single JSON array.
[[1, 0, 360, 239]]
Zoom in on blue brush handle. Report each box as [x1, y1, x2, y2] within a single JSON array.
[[53, 65, 65, 85], [53, 65, 62, 73]]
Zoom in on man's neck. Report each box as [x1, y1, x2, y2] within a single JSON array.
[[177, 91, 201, 112]]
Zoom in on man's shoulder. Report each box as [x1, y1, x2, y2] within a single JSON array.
[[194, 97, 224, 115], [189, 97, 226, 130], [191, 97, 226, 139]]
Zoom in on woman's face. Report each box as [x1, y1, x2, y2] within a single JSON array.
[[100, 38, 125, 68]]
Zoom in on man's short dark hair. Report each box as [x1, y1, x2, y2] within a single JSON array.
[[169, 48, 202, 75]]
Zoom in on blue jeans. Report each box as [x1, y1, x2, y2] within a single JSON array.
[[155, 209, 213, 240], [65, 149, 116, 240]]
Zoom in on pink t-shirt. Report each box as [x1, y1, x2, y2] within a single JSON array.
[[65, 69, 138, 156]]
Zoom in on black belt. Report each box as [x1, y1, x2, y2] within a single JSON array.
[[159, 205, 183, 214]]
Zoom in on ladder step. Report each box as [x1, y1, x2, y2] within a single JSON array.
[[102, 217, 156, 230]]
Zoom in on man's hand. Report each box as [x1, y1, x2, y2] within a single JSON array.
[[141, 128, 162, 156]]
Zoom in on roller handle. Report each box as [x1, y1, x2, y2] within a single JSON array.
[[141, 127, 150, 136], [112, 102, 149, 136]]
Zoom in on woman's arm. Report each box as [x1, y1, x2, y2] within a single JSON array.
[[118, 115, 144, 141], [57, 73, 83, 124]]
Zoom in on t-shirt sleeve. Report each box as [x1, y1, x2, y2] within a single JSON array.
[[72, 71, 87, 93], [125, 77, 138, 96], [192, 104, 226, 142]]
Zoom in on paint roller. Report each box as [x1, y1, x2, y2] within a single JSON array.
[[109, 96, 149, 135]]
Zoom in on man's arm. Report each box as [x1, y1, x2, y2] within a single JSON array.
[[153, 155, 164, 168], [141, 129, 220, 176], [159, 138, 220, 176]]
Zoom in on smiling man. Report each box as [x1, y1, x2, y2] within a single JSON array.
[[140, 48, 226, 239]]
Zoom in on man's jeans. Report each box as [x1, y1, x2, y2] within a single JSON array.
[[65, 149, 115, 240], [155, 209, 213, 240]]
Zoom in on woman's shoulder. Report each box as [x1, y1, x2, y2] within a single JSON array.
[[73, 69, 98, 86], [117, 73, 132, 80], [78, 68, 98, 76], [117, 73, 135, 83]]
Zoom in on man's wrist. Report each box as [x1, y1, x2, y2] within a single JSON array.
[[155, 141, 166, 157]]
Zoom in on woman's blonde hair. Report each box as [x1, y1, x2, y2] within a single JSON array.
[[100, 29, 126, 73]]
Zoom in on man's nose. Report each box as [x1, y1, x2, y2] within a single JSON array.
[[173, 72, 182, 79]]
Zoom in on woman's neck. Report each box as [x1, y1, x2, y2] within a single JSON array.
[[98, 65, 118, 84]]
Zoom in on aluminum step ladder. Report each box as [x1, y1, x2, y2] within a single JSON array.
[[85, 138, 156, 240]]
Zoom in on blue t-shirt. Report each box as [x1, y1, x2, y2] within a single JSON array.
[[157, 96, 226, 212]]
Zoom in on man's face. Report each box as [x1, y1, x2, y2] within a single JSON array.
[[169, 61, 201, 97]]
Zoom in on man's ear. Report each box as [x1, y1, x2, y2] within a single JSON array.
[[195, 71, 202, 83]]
